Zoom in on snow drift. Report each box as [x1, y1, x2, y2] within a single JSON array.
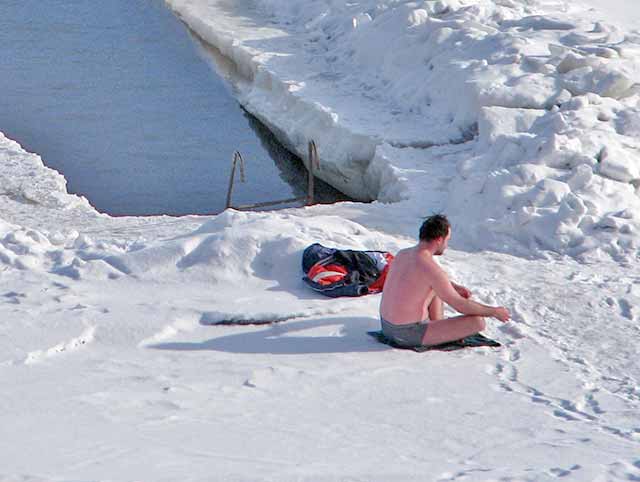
[[168, 0, 640, 260]]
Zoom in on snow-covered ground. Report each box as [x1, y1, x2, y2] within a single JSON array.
[[1, 0, 640, 480], [580, 0, 640, 32]]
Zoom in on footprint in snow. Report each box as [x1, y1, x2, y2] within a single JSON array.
[[549, 464, 581, 477], [617, 298, 634, 320], [2, 291, 26, 304]]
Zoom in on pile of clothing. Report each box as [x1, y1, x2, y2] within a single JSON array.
[[301, 243, 394, 298]]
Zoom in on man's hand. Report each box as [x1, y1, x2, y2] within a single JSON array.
[[493, 307, 510, 322], [453, 283, 472, 299]]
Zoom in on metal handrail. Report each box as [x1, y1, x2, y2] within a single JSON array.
[[307, 140, 319, 206], [225, 151, 245, 209], [226, 140, 320, 211]]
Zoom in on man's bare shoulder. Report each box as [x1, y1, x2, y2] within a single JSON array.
[[394, 247, 413, 258], [416, 250, 447, 276]]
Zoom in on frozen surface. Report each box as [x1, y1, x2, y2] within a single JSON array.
[[1, 0, 640, 480], [0, 0, 343, 216]]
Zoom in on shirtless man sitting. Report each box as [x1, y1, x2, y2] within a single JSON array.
[[379, 214, 510, 348]]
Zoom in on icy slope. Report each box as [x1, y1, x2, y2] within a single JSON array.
[[168, 0, 640, 259]]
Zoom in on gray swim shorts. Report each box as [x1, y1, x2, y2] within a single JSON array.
[[380, 317, 429, 348]]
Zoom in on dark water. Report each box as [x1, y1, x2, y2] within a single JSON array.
[[0, 0, 345, 216]]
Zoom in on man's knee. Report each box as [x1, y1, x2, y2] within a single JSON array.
[[470, 316, 486, 332]]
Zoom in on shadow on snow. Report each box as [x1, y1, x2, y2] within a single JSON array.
[[149, 316, 389, 354]]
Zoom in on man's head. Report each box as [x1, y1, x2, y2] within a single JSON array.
[[419, 214, 451, 255]]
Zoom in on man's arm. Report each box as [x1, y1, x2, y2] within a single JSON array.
[[451, 281, 471, 299], [431, 266, 510, 321]]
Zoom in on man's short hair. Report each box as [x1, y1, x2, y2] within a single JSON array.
[[419, 214, 450, 242]]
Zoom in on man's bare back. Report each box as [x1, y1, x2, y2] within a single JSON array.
[[379, 215, 510, 347], [379, 246, 439, 323]]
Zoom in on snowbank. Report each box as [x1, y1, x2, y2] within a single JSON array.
[[168, 0, 640, 259], [0, 134, 93, 215]]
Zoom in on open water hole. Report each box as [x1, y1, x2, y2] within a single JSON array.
[[0, 0, 346, 216]]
